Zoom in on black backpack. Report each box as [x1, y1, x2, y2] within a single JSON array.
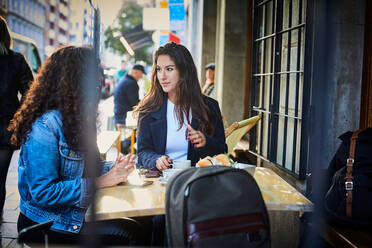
[[324, 128, 372, 226], [165, 166, 270, 248]]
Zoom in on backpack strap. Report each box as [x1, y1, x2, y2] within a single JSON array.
[[344, 129, 363, 217]]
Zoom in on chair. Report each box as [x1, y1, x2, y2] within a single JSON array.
[[224, 114, 262, 155], [18, 220, 53, 248], [116, 125, 137, 155]]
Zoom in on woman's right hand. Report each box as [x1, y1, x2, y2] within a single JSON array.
[[156, 155, 172, 171], [97, 154, 136, 188]]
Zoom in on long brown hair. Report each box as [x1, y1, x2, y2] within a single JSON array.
[[134, 42, 214, 135], [8, 46, 100, 151]]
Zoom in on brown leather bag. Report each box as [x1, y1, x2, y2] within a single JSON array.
[[324, 128, 372, 226]]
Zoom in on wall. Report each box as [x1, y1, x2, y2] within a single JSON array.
[[306, 0, 366, 171], [200, 0, 217, 87], [215, 0, 248, 124], [186, 0, 204, 79]]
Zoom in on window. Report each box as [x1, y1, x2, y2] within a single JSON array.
[[59, 28, 66, 35], [250, 0, 307, 178], [30, 44, 41, 73], [59, 13, 66, 21]]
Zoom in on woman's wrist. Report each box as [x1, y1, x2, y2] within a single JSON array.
[[96, 174, 111, 188]]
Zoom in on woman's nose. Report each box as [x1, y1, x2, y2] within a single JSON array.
[[159, 70, 167, 79]]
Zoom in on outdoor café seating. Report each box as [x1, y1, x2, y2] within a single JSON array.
[[91, 166, 313, 247]]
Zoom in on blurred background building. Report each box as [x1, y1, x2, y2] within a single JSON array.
[[44, 0, 70, 57], [6, 0, 46, 58], [69, 0, 94, 47]]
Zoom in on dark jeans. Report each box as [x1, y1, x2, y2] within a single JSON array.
[[0, 149, 13, 215], [18, 212, 152, 246]]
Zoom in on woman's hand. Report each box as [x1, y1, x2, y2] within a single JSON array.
[[187, 125, 206, 148], [97, 153, 136, 188], [156, 155, 172, 171]]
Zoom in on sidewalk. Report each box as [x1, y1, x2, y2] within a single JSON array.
[[0, 150, 20, 248]]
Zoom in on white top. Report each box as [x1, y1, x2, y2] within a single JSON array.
[[165, 99, 190, 160]]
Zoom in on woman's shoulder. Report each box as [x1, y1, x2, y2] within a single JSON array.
[[202, 95, 220, 112], [27, 110, 63, 142], [203, 95, 218, 105], [2, 49, 28, 65], [34, 110, 63, 131], [7, 49, 25, 60]]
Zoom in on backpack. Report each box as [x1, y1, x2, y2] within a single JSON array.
[[324, 128, 372, 226], [165, 166, 270, 248]]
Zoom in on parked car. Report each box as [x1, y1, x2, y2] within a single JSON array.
[[10, 32, 42, 76]]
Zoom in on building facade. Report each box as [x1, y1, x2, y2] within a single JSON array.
[[44, 0, 70, 57], [7, 0, 46, 58], [69, 0, 94, 47]]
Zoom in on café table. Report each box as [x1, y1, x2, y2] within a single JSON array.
[[92, 166, 313, 247], [93, 166, 312, 219]]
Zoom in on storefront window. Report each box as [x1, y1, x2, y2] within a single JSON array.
[[250, 0, 306, 178]]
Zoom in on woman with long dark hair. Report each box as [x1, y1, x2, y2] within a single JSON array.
[[0, 16, 33, 219], [8, 46, 146, 245], [134, 42, 227, 171]]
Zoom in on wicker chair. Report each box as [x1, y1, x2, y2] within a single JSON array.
[[224, 114, 262, 155]]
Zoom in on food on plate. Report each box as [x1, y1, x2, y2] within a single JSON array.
[[215, 154, 230, 166], [196, 154, 233, 167], [197, 157, 213, 167]]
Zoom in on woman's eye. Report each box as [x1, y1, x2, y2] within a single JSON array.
[[156, 68, 161, 72], [167, 67, 173, 71]]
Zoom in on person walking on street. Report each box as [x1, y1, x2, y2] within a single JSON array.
[[114, 64, 145, 126], [116, 59, 128, 83], [0, 16, 33, 219]]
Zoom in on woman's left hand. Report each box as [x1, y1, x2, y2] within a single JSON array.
[[187, 125, 206, 148], [97, 154, 136, 188]]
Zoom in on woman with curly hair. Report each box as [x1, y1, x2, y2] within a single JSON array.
[[134, 42, 227, 171], [8, 46, 146, 245], [0, 16, 33, 219]]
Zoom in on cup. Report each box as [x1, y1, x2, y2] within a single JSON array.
[[162, 168, 182, 181], [171, 160, 191, 170]]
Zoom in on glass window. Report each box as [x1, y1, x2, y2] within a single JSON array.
[[31, 44, 41, 73], [250, 0, 307, 178]]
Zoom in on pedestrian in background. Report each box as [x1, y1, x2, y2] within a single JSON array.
[[114, 64, 145, 126], [116, 59, 128, 83], [0, 16, 33, 220], [202, 62, 215, 98]]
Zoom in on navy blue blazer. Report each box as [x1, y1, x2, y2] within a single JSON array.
[[137, 96, 227, 170]]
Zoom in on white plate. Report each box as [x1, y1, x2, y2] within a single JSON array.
[[233, 163, 255, 169]]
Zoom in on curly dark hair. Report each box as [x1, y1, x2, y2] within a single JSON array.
[[8, 46, 100, 151]]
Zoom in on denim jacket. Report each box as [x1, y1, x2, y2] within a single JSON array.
[[18, 110, 113, 233]]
